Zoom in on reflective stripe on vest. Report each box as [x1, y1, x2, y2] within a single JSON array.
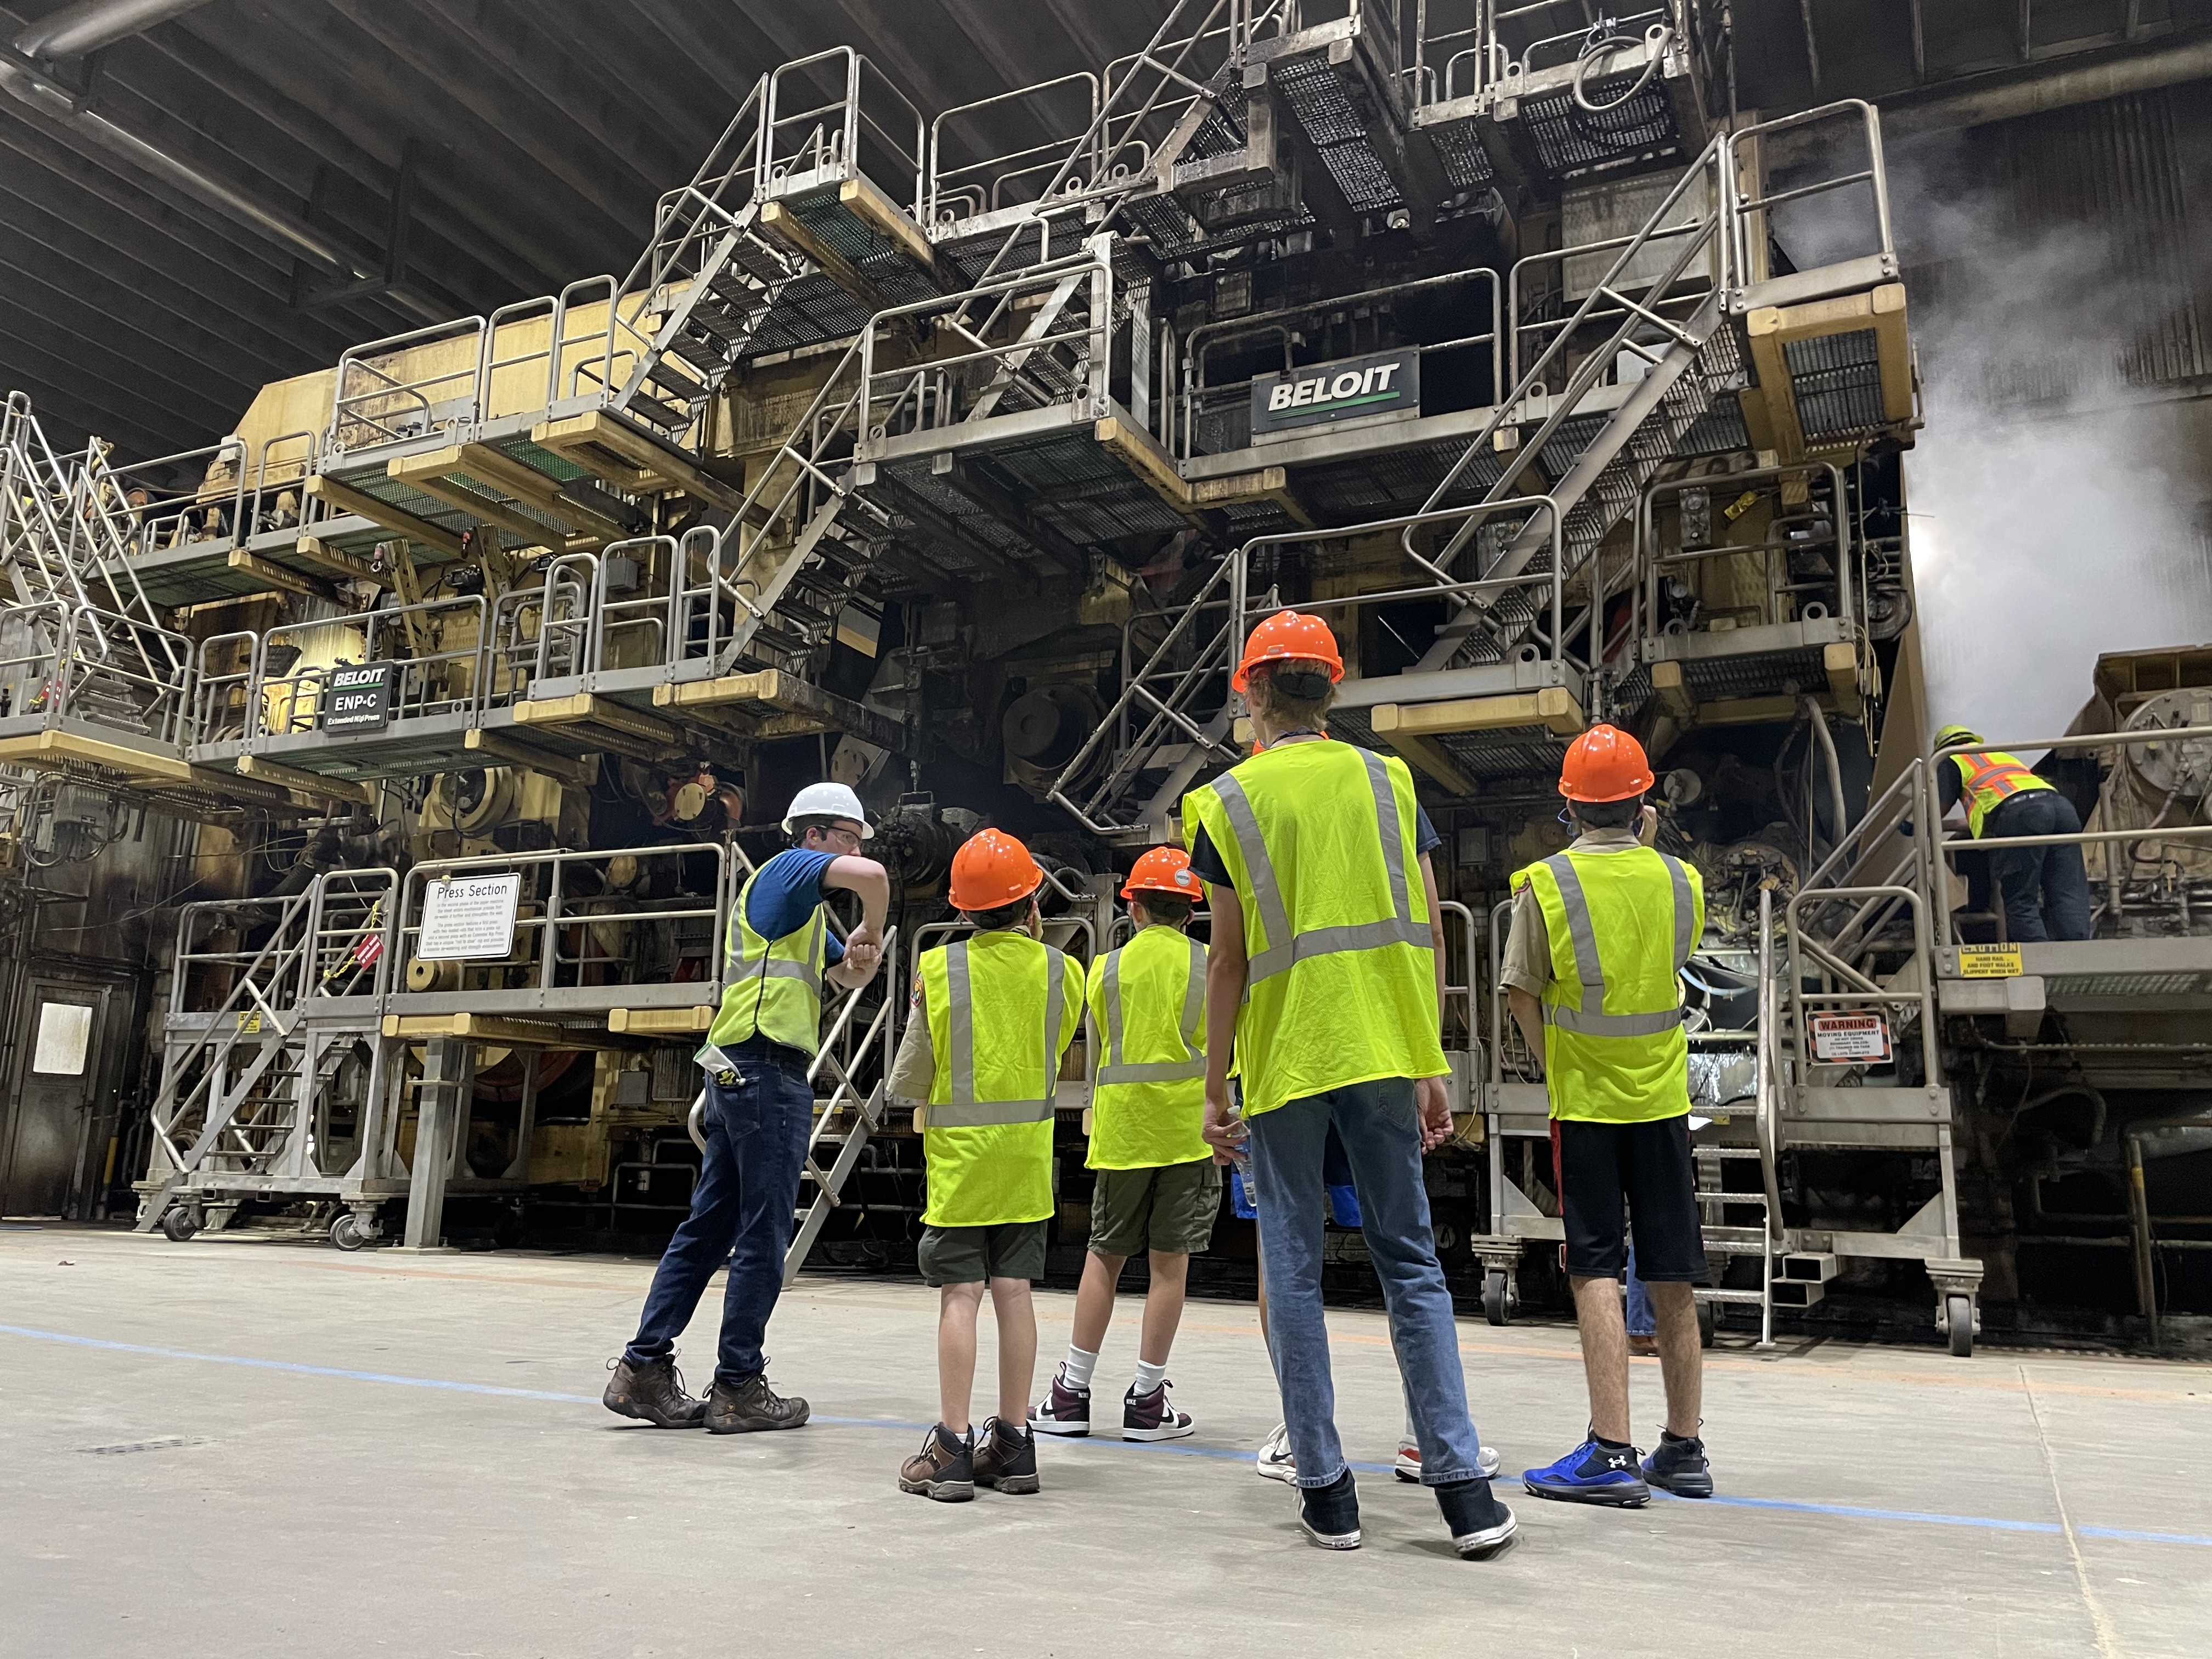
[[1537, 851, 1696, 1038], [705, 862, 828, 1056], [1951, 750, 2052, 838], [1096, 934, 1205, 1086], [927, 939, 1067, 1128], [1208, 747, 1430, 985]]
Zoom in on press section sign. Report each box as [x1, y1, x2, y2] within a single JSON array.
[[324, 662, 393, 732], [1252, 349, 1419, 436]]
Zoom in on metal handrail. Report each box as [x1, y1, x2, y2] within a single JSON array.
[[1926, 726, 2212, 947], [1634, 460, 1855, 645], [394, 842, 734, 1007], [328, 317, 488, 455]]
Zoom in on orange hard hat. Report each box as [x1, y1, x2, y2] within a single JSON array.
[[948, 827, 1043, 912], [1232, 610, 1345, 694], [1121, 845, 1200, 901], [1559, 723, 1655, 803]]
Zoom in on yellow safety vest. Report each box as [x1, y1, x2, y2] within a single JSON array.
[[1085, 924, 1209, 1170], [1949, 750, 2052, 838], [918, 929, 1085, 1228], [1184, 740, 1446, 1119], [704, 861, 828, 1057], [1514, 846, 1705, 1125]]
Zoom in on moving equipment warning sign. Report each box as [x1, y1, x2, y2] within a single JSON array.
[[1808, 1011, 1892, 1064], [324, 662, 394, 732]]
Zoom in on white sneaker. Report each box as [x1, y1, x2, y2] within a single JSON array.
[[1395, 1438, 1503, 1481], [1256, 1421, 1295, 1482]]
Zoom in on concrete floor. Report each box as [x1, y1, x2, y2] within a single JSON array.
[[3, 1227, 2209, 1659]]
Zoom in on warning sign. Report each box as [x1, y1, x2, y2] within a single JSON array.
[[324, 662, 393, 732], [1956, 944, 2024, 979], [1809, 1011, 1891, 1064], [416, 873, 522, 961]]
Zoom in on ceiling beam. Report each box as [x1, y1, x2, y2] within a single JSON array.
[[131, 18, 516, 307], [242, 0, 628, 280], [165, 9, 569, 296], [0, 147, 351, 369], [0, 321, 201, 455], [318, 0, 651, 241], [0, 265, 247, 431]]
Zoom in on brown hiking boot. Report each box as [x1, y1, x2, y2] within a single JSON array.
[[899, 1424, 975, 1502], [972, 1416, 1040, 1494], [706, 1371, 810, 1434], [603, 1353, 706, 1428]]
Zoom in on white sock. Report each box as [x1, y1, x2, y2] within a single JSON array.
[[1062, 1345, 1099, 1391], [1133, 1358, 1169, 1397], [1403, 1404, 1418, 1444]]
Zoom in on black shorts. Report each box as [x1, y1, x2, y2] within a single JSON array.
[[1553, 1114, 1708, 1282]]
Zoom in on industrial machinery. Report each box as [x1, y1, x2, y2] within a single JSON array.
[[3, 2, 2207, 1354]]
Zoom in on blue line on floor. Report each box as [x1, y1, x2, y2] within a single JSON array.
[[8, 1322, 2209, 1550]]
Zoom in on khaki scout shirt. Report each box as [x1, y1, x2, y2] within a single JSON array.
[[1498, 824, 1649, 997]]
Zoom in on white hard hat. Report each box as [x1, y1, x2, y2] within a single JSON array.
[[781, 781, 873, 838]]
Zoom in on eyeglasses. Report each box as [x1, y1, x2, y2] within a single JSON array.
[[822, 824, 865, 850]]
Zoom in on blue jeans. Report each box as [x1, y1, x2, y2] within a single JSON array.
[[1626, 1245, 1655, 1338], [1985, 790, 2093, 941], [625, 1044, 813, 1385], [1248, 1077, 1486, 1489]]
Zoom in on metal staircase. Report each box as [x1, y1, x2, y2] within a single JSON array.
[[138, 871, 397, 1238], [0, 394, 193, 758], [598, 82, 805, 445]]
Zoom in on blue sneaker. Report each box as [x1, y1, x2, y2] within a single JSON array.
[[1522, 1435, 1651, 1506]]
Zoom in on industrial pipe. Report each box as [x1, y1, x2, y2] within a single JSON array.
[[12, 0, 213, 59], [0, 56, 444, 325], [1801, 694, 1850, 851], [1884, 35, 2212, 134]]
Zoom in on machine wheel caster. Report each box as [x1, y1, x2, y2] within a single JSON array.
[[1482, 1268, 1513, 1327], [160, 1206, 201, 1243], [330, 1212, 375, 1252], [1945, 1294, 1975, 1358], [1696, 1298, 1716, 1349]]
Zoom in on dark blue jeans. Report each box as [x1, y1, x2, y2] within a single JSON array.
[[625, 1043, 813, 1385], [1985, 790, 2093, 942]]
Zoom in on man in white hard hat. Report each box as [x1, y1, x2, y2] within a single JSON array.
[[605, 781, 888, 1433]]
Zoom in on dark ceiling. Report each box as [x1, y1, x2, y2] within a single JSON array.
[[2, 0, 2206, 461], [0, 0, 1173, 460]]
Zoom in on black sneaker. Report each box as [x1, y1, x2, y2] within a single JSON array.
[[1436, 1477, 1519, 1558], [973, 1416, 1041, 1494], [1294, 1468, 1362, 1550], [1642, 1429, 1714, 1498], [602, 1353, 706, 1428], [706, 1370, 810, 1434], [899, 1423, 975, 1502]]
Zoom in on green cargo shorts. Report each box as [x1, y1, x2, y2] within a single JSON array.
[[917, 1218, 1050, 1286], [1087, 1158, 1222, 1259]]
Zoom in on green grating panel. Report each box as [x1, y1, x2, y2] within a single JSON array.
[[494, 438, 591, 483]]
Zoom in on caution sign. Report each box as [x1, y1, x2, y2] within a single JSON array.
[[324, 662, 394, 732], [1809, 1011, 1891, 1064], [1956, 944, 2024, 979], [416, 873, 522, 961]]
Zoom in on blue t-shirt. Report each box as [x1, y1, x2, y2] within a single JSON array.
[[743, 848, 847, 964]]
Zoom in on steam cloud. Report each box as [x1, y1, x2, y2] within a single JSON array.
[[1887, 127, 2212, 745]]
